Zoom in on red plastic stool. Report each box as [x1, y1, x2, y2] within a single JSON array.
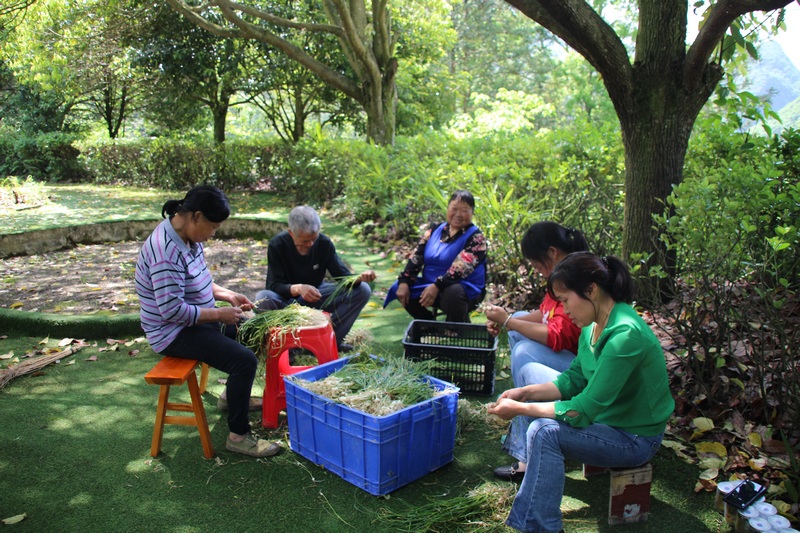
[[261, 321, 339, 428]]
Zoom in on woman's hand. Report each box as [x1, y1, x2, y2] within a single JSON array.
[[213, 284, 254, 311], [215, 305, 245, 325], [497, 386, 528, 402], [419, 284, 439, 307], [486, 397, 524, 420], [396, 282, 410, 307], [483, 304, 510, 326], [486, 320, 501, 337]]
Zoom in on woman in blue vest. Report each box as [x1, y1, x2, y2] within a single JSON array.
[[384, 190, 487, 322]]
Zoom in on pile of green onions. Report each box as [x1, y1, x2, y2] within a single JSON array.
[[289, 354, 457, 416]]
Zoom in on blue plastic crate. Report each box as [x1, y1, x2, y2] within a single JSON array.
[[284, 356, 459, 496]]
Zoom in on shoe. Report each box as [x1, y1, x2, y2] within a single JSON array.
[[493, 462, 526, 482], [337, 342, 354, 353], [226, 434, 281, 458], [217, 396, 263, 412]]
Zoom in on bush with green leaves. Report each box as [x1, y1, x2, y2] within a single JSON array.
[[0, 131, 87, 182], [79, 137, 278, 190], [653, 121, 800, 428]]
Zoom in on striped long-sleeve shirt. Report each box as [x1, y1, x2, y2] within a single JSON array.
[[135, 218, 215, 353]]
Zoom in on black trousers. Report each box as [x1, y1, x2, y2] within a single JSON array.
[[402, 283, 484, 323], [161, 323, 257, 436]]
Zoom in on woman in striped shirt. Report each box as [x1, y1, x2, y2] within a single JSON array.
[[135, 186, 279, 458]]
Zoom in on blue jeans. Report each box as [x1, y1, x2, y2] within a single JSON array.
[[503, 364, 565, 465], [256, 281, 371, 346], [506, 418, 663, 533], [508, 311, 575, 386], [504, 312, 576, 465]]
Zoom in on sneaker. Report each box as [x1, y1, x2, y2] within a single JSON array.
[[217, 396, 263, 412], [226, 434, 281, 458]]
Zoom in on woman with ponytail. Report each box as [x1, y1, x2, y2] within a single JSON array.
[[135, 185, 280, 458], [484, 222, 589, 481], [487, 252, 674, 533]]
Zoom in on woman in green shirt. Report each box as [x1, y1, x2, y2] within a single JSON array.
[[487, 252, 674, 533]]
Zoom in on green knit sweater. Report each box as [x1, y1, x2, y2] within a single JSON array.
[[553, 302, 674, 436]]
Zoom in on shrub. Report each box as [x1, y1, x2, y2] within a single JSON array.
[[0, 131, 87, 182]]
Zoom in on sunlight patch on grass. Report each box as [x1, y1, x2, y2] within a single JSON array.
[[68, 493, 93, 507]]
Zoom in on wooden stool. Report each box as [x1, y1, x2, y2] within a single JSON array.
[[583, 463, 653, 525], [262, 321, 339, 428], [145, 357, 214, 459]]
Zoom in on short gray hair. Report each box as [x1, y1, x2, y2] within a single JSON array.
[[288, 205, 321, 234]]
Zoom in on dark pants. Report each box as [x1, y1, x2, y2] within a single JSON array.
[[403, 283, 484, 323], [161, 323, 258, 436]]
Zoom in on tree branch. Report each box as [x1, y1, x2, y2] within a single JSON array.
[[163, 0, 363, 102], [222, 0, 344, 36], [503, 0, 634, 109], [685, 0, 793, 84]]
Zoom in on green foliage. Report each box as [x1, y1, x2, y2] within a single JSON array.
[[0, 175, 49, 208], [0, 131, 86, 181], [79, 137, 278, 190], [652, 119, 800, 424]]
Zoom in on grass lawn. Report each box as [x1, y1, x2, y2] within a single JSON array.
[[0, 185, 725, 532]]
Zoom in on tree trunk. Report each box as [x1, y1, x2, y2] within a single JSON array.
[[364, 57, 397, 146], [619, 112, 692, 301], [211, 97, 229, 145]]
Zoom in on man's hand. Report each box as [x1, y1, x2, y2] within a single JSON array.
[[359, 270, 377, 283], [296, 284, 321, 302]]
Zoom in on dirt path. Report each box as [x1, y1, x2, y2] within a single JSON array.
[[0, 239, 268, 314]]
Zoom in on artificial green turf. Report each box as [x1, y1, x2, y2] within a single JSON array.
[[0, 186, 726, 531], [0, 333, 724, 532]]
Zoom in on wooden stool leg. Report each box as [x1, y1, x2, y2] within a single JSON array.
[[151, 385, 171, 457], [187, 372, 215, 459], [198, 363, 209, 395]]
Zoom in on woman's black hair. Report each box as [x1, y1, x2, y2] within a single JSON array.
[[161, 185, 230, 223], [547, 251, 635, 304], [520, 221, 589, 263], [448, 190, 475, 210]]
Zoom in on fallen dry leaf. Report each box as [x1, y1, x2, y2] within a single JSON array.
[[1, 513, 26, 525]]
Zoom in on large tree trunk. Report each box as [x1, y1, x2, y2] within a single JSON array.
[[619, 111, 693, 301], [364, 57, 397, 146]]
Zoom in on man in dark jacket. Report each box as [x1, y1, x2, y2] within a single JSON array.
[[256, 206, 376, 352]]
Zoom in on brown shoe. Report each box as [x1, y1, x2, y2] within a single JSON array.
[[225, 434, 281, 458]]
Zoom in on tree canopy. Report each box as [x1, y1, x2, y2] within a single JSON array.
[[502, 0, 794, 298]]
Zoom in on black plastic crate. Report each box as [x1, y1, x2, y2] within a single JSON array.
[[402, 320, 498, 395]]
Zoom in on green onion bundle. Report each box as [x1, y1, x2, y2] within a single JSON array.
[[376, 482, 515, 531], [236, 303, 328, 354], [321, 274, 363, 308]]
